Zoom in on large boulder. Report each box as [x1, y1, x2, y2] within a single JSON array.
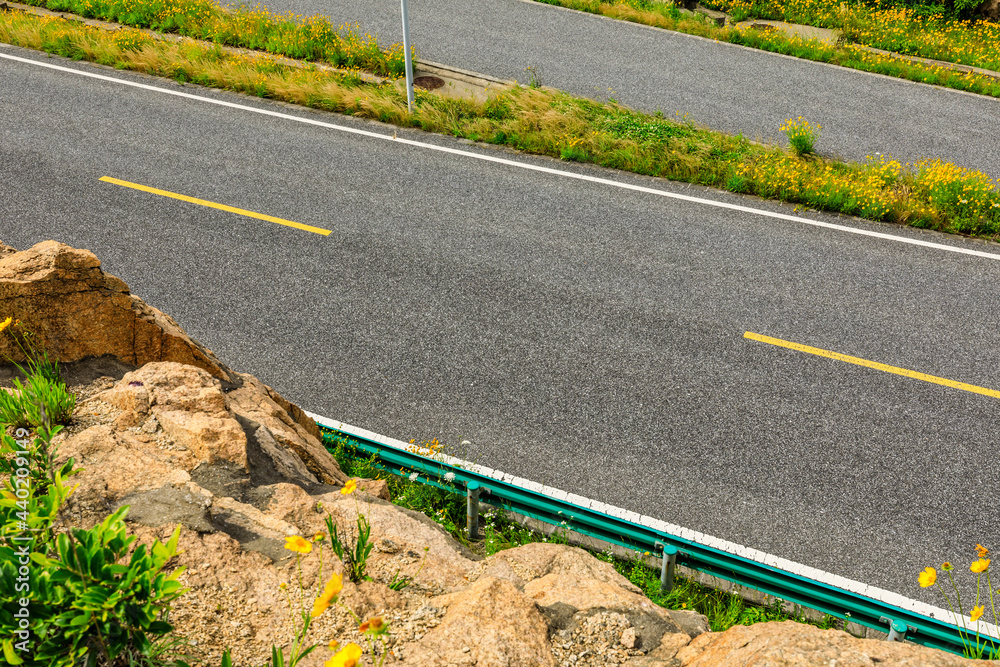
[[0, 240, 238, 386], [673, 620, 992, 666], [54, 363, 709, 667]]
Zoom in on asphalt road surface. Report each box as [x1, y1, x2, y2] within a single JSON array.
[[252, 0, 1000, 178], [3, 46, 999, 609]]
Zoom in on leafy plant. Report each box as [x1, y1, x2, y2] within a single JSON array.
[[0, 372, 76, 431], [0, 412, 186, 666], [524, 65, 543, 88], [0, 318, 75, 430], [323, 480, 375, 584], [0, 389, 30, 431], [781, 116, 822, 156]]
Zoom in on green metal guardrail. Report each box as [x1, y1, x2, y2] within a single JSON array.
[[315, 418, 995, 657]]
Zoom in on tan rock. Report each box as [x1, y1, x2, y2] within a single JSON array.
[[524, 573, 666, 616], [271, 484, 479, 595], [674, 620, 991, 666], [0, 240, 17, 256], [155, 409, 247, 466], [100, 363, 247, 466], [0, 240, 236, 384], [57, 423, 197, 525], [399, 576, 555, 667], [96, 362, 345, 478], [226, 372, 346, 485], [470, 542, 642, 592], [359, 478, 391, 500]]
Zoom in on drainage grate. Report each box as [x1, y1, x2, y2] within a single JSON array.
[[413, 76, 445, 90]]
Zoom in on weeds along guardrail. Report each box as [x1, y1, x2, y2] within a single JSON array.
[[307, 411, 997, 657]]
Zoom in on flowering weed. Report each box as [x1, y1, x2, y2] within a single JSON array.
[[18, 0, 407, 76], [919, 545, 1000, 659], [780, 116, 821, 156]]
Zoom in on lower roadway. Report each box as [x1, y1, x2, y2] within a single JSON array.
[[3, 45, 999, 609]]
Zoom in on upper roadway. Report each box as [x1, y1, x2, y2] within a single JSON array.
[[3, 45, 999, 608], [256, 0, 1000, 177]]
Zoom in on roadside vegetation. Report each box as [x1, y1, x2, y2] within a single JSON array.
[[5, 9, 999, 238], [323, 431, 848, 635], [704, 0, 1000, 69], [0, 318, 189, 666], [14, 0, 407, 76], [532, 0, 1000, 98], [919, 552, 1000, 659]]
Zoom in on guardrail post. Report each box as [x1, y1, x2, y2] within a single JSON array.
[[880, 617, 908, 642], [467, 482, 482, 540], [655, 541, 678, 593]]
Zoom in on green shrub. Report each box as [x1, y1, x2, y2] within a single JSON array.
[[0, 509, 187, 667], [0, 414, 187, 666]]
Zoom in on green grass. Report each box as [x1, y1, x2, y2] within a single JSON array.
[[323, 430, 848, 634], [16, 0, 407, 75]]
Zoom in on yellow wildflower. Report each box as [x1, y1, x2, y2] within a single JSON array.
[[977, 544, 990, 558], [311, 573, 344, 618], [313, 531, 326, 542], [0, 317, 10, 333], [972, 559, 991, 573], [972, 606, 985, 623], [325, 642, 362, 667], [942, 562, 953, 571], [359, 615, 386, 636], [918, 567, 937, 588], [285, 535, 312, 554], [341, 479, 358, 495]]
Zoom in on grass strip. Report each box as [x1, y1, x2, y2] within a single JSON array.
[[11, 0, 407, 75], [324, 432, 850, 634], [532, 0, 1000, 99], [2, 10, 999, 238], [703, 0, 1000, 72]]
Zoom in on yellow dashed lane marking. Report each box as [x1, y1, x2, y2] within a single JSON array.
[[744, 331, 1000, 400], [100, 176, 331, 236]]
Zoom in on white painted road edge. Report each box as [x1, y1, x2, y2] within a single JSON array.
[[305, 408, 1000, 641], [4, 48, 1000, 263]]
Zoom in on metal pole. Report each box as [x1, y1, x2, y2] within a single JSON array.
[[655, 541, 677, 593], [466, 482, 481, 540], [881, 617, 909, 642], [400, 0, 415, 113]]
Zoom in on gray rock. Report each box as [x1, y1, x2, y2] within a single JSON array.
[[115, 484, 214, 533]]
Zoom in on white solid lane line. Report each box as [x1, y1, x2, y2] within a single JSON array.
[[3, 49, 1000, 263]]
